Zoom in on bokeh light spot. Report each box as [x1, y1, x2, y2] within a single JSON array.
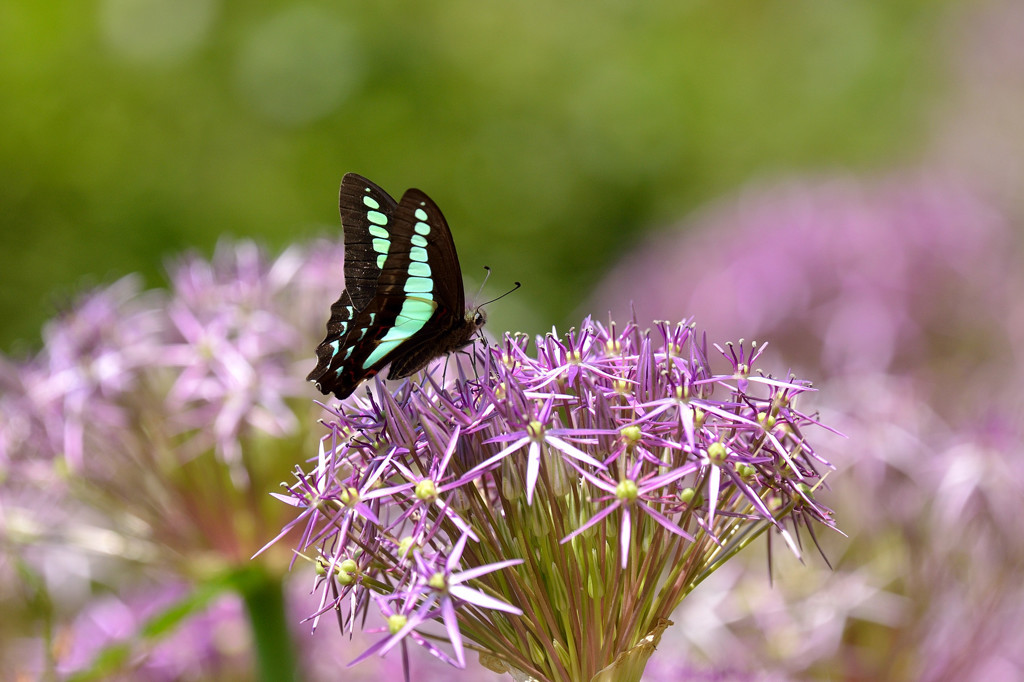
[[233, 6, 361, 127], [99, 0, 217, 65]]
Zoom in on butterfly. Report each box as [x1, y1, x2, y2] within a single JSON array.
[[307, 173, 486, 399]]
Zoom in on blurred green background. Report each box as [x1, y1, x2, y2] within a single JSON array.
[[1, 0, 953, 353]]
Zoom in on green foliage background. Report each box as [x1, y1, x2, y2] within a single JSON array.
[[0, 0, 952, 352]]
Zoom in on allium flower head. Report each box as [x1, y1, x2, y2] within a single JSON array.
[[23, 275, 162, 470], [274, 317, 837, 682], [0, 241, 347, 569], [159, 242, 307, 472], [589, 174, 1021, 407], [0, 238, 356, 681], [585, 169, 1024, 679]]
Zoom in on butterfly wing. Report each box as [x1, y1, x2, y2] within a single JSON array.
[[382, 187, 470, 379], [396, 187, 466, 314], [307, 175, 470, 399], [307, 174, 407, 397], [339, 173, 399, 310]]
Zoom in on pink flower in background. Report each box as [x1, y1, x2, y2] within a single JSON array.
[[589, 173, 1022, 406], [21, 275, 162, 469], [0, 355, 56, 482], [0, 239, 350, 679], [929, 0, 1024, 223], [1, 239, 351, 568], [590, 172, 1024, 679], [159, 242, 306, 470], [53, 583, 251, 682]]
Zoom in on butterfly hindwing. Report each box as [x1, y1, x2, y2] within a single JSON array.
[[307, 174, 398, 395], [315, 286, 433, 398], [308, 174, 483, 399], [307, 289, 356, 388]]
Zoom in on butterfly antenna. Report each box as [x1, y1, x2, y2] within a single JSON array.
[[474, 266, 492, 300], [479, 280, 522, 308]]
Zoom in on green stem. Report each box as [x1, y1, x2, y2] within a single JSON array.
[[236, 567, 301, 682]]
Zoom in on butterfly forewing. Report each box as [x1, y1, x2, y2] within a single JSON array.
[[307, 174, 478, 399], [394, 188, 465, 315], [338, 175, 399, 310]]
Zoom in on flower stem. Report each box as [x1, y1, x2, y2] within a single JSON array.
[[235, 567, 300, 682]]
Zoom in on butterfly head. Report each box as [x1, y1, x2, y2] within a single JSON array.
[[469, 307, 486, 330], [456, 306, 487, 349], [456, 280, 519, 349]]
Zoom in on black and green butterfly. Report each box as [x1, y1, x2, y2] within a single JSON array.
[[307, 174, 486, 399]]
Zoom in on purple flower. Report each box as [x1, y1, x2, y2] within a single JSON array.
[[159, 241, 307, 469], [26, 275, 162, 469], [349, 594, 454, 671], [585, 171, 1024, 679], [368, 533, 522, 669], [0, 240, 354, 567], [273, 317, 836, 681], [6, 580, 251, 682], [0, 238, 356, 680], [588, 174, 1020, 400], [0, 355, 59, 482], [465, 394, 609, 505], [560, 454, 695, 569]]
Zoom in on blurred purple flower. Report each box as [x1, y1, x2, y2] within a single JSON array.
[[674, 373, 1024, 680], [929, 0, 1024, 223], [272, 317, 837, 681], [160, 242, 306, 472], [50, 582, 251, 682], [587, 172, 1024, 679], [589, 174, 1022, 407], [0, 238, 354, 679], [21, 275, 162, 470], [1, 355, 58, 483], [0, 239, 354, 568]]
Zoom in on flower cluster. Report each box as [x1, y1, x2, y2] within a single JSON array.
[[272, 318, 836, 682], [0, 241, 350, 568], [48, 581, 251, 682], [0, 239, 349, 679], [589, 174, 1020, 402], [590, 171, 1024, 678]]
